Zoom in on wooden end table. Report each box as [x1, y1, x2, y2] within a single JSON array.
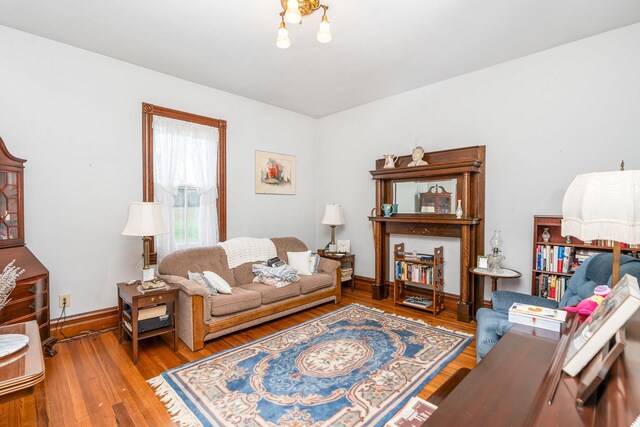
[[0, 320, 45, 401], [318, 251, 355, 291], [470, 267, 522, 311], [117, 282, 179, 364]]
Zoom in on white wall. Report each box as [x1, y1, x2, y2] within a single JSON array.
[[316, 24, 640, 299], [0, 25, 317, 318]]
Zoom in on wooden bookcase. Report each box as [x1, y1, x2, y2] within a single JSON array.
[[531, 215, 639, 300], [393, 243, 444, 315]]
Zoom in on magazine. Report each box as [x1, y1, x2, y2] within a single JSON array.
[[563, 274, 640, 377], [385, 396, 438, 427]]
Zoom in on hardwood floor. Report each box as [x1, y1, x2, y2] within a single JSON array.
[[0, 290, 477, 426]]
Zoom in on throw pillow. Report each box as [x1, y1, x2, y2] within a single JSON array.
[[203, 270, 233, 294], [187, 271, 219, 295], [309, 253, 320, 274], [287, 251, 312, 275]]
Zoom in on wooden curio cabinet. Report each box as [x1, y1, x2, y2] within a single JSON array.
[[0, 137, 51, 347], [369, 146, 486, 322]]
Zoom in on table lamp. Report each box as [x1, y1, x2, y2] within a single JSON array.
[[321, 204, 345, 252], [122, 202, 168, 282], [561, 163, 640, 284]]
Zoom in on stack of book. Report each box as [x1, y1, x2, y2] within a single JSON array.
[[403, 296, 433, 309], [508, 302, 567, 332], [341, 267, 353, 282]]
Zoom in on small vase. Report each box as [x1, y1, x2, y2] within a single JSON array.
[[455, 200, 463, 219], [542, 228, 551, 243]]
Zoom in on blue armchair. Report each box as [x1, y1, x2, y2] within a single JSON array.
[[476, 253, 640, 362]]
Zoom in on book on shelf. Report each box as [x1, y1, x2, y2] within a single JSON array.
[[536, 274, 568, 303], [139, 304, 167, 321], [508, 302, 567, 332], [403, 297, 433, 309], [563, 274, 640, 377], [536, 244, 575, 273], [395, 261, 433, 285]]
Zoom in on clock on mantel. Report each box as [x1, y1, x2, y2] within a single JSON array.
[[0, 137, 53, 354]]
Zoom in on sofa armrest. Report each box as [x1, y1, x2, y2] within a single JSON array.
[[491, 290, 559, 315], [318, 258, 340, 274], [159, 274, 212, 297]]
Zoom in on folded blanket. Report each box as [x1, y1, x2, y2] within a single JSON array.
[[252, 264, 299, 288], [219, 237, 277, 268]]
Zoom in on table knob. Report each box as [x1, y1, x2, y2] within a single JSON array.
[[159, 296, 163, 300], [151, 297, 156, 302]]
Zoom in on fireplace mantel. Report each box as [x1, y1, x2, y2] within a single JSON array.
[[369, 146, 486, 322]]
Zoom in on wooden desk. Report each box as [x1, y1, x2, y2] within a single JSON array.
[[0, 321, 45, 399], [425, 311, 640, 426]]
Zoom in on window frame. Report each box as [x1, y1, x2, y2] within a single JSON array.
[[142, 103, 227, 264]]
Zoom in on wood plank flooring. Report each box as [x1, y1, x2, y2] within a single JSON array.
[[0, 290, 477, 426]]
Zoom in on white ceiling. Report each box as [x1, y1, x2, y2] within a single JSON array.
[[1, 1, 639, 118]]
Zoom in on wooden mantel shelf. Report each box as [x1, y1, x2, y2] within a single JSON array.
[[368, 216, 481, 225], [370, 160, 482, 179]]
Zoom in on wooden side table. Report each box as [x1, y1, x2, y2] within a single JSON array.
[[470, 267, 522, 310], [318, 251, 355, 291], [0, 320, 45, 400], [117, 282, 179, 364]]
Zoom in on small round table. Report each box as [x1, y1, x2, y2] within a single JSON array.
[[470, 267, 522, 293]]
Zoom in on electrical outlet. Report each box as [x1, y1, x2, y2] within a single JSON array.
[[59, 293, 71, 309]]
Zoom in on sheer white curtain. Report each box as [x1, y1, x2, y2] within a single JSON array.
[[153, 116, 219, 260]]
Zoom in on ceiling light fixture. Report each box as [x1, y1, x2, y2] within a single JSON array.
[[276, 0, 332, 49]]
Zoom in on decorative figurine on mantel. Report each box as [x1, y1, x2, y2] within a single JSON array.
[[407, 146, 428, 167], [383, 154, 398, 169]]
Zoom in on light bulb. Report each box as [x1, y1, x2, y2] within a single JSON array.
[[276, 22, 291, 49], [317, 13, 332, 43], [284, 0, 301, 24]]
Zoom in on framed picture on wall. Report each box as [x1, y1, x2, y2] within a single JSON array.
[[255, 151, 296, 195]]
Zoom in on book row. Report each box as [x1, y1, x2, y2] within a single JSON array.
[[535, 274, 568, 302], [395, 261, 434, 285], [535, 245, 576, 273]]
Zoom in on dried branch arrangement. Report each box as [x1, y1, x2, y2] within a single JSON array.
[[0, 260, 25, 310]]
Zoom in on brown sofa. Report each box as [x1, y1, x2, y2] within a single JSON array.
[[158, 237, 341, 351]]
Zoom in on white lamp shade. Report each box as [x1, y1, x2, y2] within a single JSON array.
[[561, 170, 640, 244], [122, 202, 168, 237], [321, 204, 345, 225]]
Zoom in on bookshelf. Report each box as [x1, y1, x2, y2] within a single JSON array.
[[393, 242, 444, 315], [531, 215, 639, 302]]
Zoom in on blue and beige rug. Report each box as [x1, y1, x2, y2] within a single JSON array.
[[149, 304, 472, 426]]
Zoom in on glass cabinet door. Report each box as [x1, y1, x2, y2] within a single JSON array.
[[0, 170, 20, 240]]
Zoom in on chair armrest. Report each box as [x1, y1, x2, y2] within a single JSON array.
[[159, 274, 212, 297], [491, 290, 559, 315]]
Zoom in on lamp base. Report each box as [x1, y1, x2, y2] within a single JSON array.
[[142, 267, 155, 282]]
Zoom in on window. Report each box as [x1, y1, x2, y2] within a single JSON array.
[[142, 103, 226, 262]]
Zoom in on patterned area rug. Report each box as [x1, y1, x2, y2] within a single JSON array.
[[149, 304, 472, 426]]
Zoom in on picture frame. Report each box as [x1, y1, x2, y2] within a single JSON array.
[[477, 255, 488, 269], [255, 150, 296, 195]]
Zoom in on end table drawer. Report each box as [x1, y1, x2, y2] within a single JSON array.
[[137, 292, 175, 307]]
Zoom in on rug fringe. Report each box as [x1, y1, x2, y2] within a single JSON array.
[[148, 376, 201, 426], [350, 303, 474, 338]]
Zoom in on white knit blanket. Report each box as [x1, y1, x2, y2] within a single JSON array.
[[219, 237, 277, 269]]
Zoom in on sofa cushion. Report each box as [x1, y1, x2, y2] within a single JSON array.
[[210, 287, 261, 316], [159, 246, 235, 285], [298, 273, 332, 294], [240, 282, 301, 305], [233, 262, 257, 286], [272, 237, 308, 262]]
